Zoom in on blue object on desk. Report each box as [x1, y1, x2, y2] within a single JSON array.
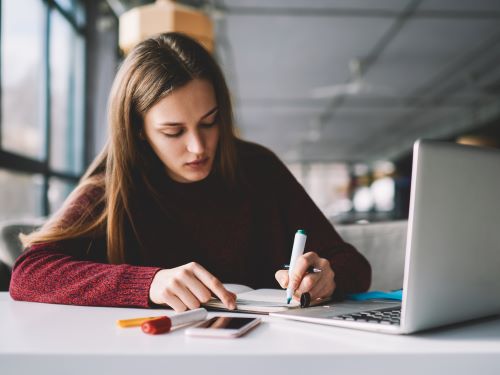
[[346, 289, 403, 301]]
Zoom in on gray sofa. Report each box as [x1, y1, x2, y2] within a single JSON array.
[[335, 220, 407, 291], [0, 219, 44, 291]]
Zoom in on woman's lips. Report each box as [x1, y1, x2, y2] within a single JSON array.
[[186, 157, 209, 168]]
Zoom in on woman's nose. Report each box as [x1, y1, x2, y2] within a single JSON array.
[[186, 131, 205, 154]]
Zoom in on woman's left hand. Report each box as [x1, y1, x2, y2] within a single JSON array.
[[274, 251, 336, 301]]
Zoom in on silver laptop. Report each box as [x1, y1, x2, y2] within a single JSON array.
[[271, 140, 500, 334]]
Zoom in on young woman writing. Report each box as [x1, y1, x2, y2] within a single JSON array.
[[10, 33, 371, 312]]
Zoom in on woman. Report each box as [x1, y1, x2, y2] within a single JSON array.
[[10, 33, 371, 312]]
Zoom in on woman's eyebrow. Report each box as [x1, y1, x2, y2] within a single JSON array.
[[201, 106, 219, 119], [157, 106, 218, 127]]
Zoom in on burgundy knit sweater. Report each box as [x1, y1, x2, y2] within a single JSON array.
[[10, 141, 371, 308]]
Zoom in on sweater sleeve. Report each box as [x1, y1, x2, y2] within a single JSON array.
[[10, 242, 161, 307], [9, 183, 162, 308], [265, 150, 372, 296]]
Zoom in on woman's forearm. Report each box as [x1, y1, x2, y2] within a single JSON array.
[[10, 244, 161, 308]]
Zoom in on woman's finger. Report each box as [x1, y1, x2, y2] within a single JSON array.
[[310, 277, 335, 300], [300, 256, 335, 299], [288, 252, 320, 292], [309, 266, 336, 299], [168, 278, 201, 310], [177, 269, 214, 304], [162, 288, 188, 312], [275, 269, 289, 288], [189, 262, 236, 309], [296, 272, 322, 295]]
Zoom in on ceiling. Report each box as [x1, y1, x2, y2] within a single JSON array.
[[108, 0, 500, 164]]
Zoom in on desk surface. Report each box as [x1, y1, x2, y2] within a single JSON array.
[[1, 293, 500, 375]]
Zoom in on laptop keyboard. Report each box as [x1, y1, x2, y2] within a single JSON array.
[[330, 306, 401, 325]]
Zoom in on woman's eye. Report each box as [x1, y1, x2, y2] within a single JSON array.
[[200, 121, 217, 129], [164, 130, 183, 138], [162, 121, 216, 138]]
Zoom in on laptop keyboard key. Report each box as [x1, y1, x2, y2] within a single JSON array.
[[330, 306, 401, 325]]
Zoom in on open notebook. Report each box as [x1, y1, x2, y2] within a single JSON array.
[[203, 284, 330, 314]]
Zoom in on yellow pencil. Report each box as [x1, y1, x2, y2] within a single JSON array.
[[116, 316, 164, 328]]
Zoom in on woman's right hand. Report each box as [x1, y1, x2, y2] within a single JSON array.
[[149, 262, 236, 312]]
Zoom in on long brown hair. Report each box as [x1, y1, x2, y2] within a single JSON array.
[[21, 32, 238, 264]]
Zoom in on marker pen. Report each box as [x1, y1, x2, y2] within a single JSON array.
[[117, 308, 208, 334], [283, 264, 322, 274], [117, 316, 161, 328], [286, 229, 307, 304], [141, 308, 208, 335]]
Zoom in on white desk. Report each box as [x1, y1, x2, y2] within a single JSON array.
[[1, 293, 499, 375]]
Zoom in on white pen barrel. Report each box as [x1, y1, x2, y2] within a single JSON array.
[[288, 231, 307, 273], [169, 308, 207, 326], [286, 230, 307, 301]]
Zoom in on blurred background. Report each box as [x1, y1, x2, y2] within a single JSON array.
[[1, 0, 500, 226]]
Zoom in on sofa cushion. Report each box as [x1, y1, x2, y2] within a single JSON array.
[[335, 220, 408, 292], [0, 219, 45, 291]]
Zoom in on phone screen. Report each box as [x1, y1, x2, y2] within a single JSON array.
[[196, 317, 256, 330]]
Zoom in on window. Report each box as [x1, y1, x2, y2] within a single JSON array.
[[49, 8, 85, 174], [0, 0, 87, 219], [1, 0, 46, 160], [48, 177, 76, 214], [0, 169, 43, 221]]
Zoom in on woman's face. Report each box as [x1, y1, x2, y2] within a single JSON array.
[[143, 79, 220, 183]]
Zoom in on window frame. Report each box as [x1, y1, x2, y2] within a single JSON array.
[[0, 0, 87, 216]]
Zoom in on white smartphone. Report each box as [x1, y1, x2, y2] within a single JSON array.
[[185, 316, 261, 338]]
